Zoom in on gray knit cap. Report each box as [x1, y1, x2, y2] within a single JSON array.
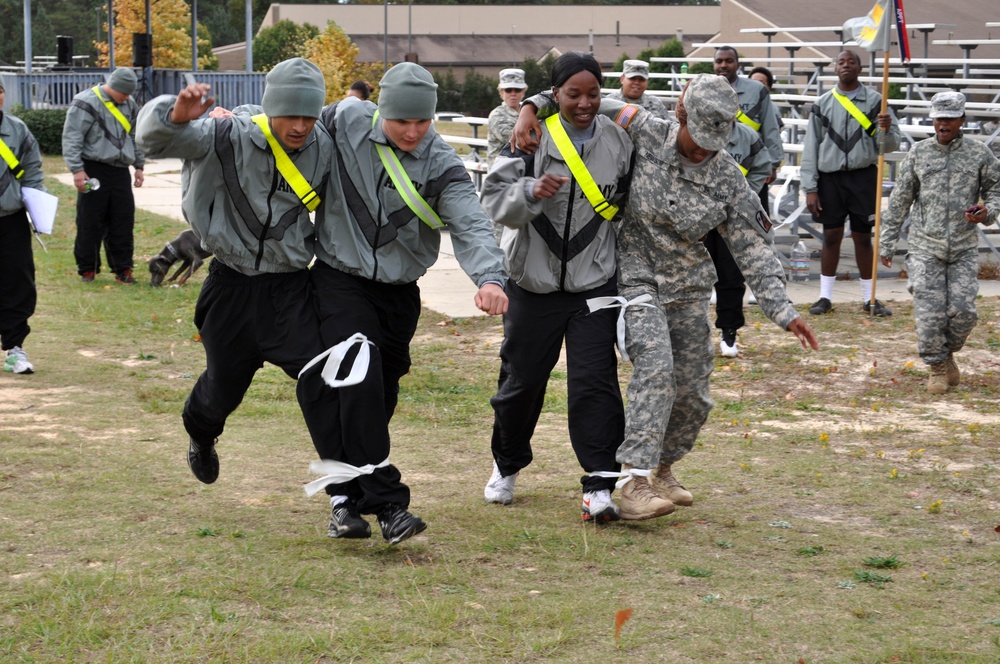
[[261, 58, 326, 119], [108, 67, 137, 96], [378, 63, 438, 120]]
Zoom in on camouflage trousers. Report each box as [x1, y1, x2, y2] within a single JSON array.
[[906, 251, 979, 365], [616, 293, 714, 469]]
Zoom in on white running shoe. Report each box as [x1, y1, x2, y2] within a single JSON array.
[[4, 347, 34, 374], [484, 462, 517, 504], [582, 489, 620, 522], [710, 288, 717, 305], [719, 330, 738, 358], [747, 292, 757, 305]]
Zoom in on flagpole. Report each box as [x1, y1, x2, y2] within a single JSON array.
[[869, 1, 894, 317]]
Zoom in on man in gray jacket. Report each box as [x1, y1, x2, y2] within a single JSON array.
[[62, 67, 144, 284], [0, 82, 46, 374], [308, 62, 508, 543], [801, 50, 900, 316], [136, 59, 341, 521]]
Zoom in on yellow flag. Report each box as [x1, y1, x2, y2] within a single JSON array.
[[843, 0, 892, 52]]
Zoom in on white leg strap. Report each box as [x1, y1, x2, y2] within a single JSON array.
[[613, 467, 651, 490], [585, 294, 656, 363], [304, 458, 392, 497], [298, 332, 372, 387]]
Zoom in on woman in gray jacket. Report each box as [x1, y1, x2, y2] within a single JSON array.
[[480, 52, 634, 522]]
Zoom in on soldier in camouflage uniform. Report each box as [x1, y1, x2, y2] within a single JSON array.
[[606, 60, 669, 120], [516, 74, 819, 520], [487, 69, 528, 165], [879, 92, 1000, 394]]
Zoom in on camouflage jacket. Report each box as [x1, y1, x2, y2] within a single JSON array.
[[524, 92, 798, 331], [881, 132, 1000, 263], [487, 103, 519, 165], [605, 89, 670, 120]]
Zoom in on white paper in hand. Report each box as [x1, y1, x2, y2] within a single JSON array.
[[21, 187, 59, 234]]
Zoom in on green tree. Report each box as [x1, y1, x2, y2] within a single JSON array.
[[459, 70, 497, 117], [433, 69, 462, 111], [520, 54, 556, 97], [252, 20, 319, 72]]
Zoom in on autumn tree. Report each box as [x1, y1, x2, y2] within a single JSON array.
[[253, 20, 319, 72], [95, 0, 208, 70], [304, 21, 385, 104]]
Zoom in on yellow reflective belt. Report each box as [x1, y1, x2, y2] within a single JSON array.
[[544, 114, 618, 221], [738, 163, 749, 177], [0, 140, 24, 180], [250, 114, 321, 212], [832, 90, 876, 136], [735, 109, 761, 132], [92, 85, 132, 133], [371, 111, 444, 230]]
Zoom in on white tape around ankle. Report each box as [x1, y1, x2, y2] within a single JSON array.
[[304, 458, 391, 497], [613, 467, 651, 490], [585, 294, 656, 363], [298, 332, 372, 387]]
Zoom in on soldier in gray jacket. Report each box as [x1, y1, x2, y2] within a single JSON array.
[[516, 74, 818, 521], [0, 82, 45, 374], [879, 92, 1000, 394], [308, 62, 508, 544], [136, 59, 338, 507], [801, 50, 900, 317], [62, 67, 144, 284], [704, 120, 774, 358], [480, 51, 634, 522]]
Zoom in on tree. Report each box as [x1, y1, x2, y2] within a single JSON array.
[[520, 54, 556, 97], [252, 20, 319, 72], [197, 23, 219, 70], [303, 21, 384, 104], [94, 0, 205, 70]]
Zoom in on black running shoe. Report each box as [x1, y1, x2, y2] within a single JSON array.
[[187, 437, 219, 484], [328, 500, 372, 539], [863, 299, 892, 317], [377, 504, 427, 545], [808, 297, 833, 315]]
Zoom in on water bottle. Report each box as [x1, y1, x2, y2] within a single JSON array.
[[83, 178, 101, 193], [789, 240, 810, 282], [680, 62, 689, 75]]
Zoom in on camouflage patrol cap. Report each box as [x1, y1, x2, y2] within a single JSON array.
[[929, 91, 965, 119], [684, 74, 737, 152], [498, 68, 527, 90], [622, 60, 650, 79]]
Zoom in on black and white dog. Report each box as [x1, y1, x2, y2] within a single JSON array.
[[148, 229, 212, 287]]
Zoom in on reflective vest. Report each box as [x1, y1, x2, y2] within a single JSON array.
[[544, 114, 618, 221], [250, 114, 321, 212]]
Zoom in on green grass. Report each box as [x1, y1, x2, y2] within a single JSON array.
[[2, 157, 1000, 661]]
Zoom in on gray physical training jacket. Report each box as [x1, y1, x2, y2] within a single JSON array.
[[0, 111, 46, 217], [62, 85, 144, 173]]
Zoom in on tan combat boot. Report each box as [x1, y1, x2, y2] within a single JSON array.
[[944, 354, 961, 387], [927, 362, 948, 395], [618, 465, 675, 520], [650, 464, 694, 507]]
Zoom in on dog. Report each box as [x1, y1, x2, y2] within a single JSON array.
[[148, 229, 212, 287]]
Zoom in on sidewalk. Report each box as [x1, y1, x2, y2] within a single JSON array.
[[64, 157, 1000, 318]]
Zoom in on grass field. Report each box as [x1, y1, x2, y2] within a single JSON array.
[[2, 161, 1000, 662]]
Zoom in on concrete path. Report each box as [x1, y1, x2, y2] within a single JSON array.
[[56, 157, 1000, 318]]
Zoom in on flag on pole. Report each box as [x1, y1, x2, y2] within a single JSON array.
[[894, 0, 911, 62], [843, 0, 893, 52]]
